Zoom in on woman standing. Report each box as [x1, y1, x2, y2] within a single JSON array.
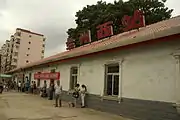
[[49, 82, 54, 100], [72, 84, 80, 107], [80, 84, 87, 108]]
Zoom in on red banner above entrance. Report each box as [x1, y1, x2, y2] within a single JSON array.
[[34, 72, 60, 80]]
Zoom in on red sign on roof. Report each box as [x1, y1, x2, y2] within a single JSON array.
[[96, 21, 113, 40], [122, 10, 145, 31], [79, 30, 91, 45], [66, 38, 76, 50]]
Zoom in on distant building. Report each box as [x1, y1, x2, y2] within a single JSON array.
[[0, 28, 46, 73]]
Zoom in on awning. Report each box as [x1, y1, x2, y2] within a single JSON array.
[[0, 74, 12, 78]]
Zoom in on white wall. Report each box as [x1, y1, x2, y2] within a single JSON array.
[[24, 39, 180, 103]]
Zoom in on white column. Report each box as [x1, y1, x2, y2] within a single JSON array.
[[174, 55, 180, 105], [78, 64, 81, 83], [118, 60, 124, 103]]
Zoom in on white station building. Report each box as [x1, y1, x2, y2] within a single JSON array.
[[8, 16, 180, 120]]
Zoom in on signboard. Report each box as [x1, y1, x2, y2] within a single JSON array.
[[122, 10, 145, 31], [66, 38, 76, 50], [34, 72, 60, 80], [79, 30, 91, 45], [96, 21, 113, 40], [66, 10, 145, 50]]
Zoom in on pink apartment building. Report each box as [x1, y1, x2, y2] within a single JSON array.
[[0, 28, 46, 73]]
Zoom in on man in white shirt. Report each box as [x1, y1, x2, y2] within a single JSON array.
[[18, 81, 21, 92], [54, 80, 62, 107]]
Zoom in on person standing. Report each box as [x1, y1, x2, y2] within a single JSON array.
[[21, 81, 25, 92], [33, 81, 37, 94], [80, 84, 87, 108], [42, 80, 47, 97], [25, 81, 29, 93], [54, 80, 62, 107], [72, 84, 80, 107], [30, 81, 34, 94], [49, 82, 54, 100], [18, 81, 21, 92], [0, 81, 3, 93]]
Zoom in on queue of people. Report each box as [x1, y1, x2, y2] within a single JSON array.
[[17, 80, 37, 94], [40, 80, 87, 108], [15, 79, 88, 108]]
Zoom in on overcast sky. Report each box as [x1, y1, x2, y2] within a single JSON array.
[[0, 0, 179, 57]]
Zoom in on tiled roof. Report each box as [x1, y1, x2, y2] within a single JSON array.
[[8, 16, 180, 73]]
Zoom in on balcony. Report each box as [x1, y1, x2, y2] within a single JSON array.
[[13, 45, 19, 52], [11, 60, 17, 66], [14, 38, 21, 44]]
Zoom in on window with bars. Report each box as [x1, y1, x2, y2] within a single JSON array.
[[69, 67, 78, 90], [104, 63, 119, 96]]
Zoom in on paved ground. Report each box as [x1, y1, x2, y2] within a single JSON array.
[[0, 92, 131, 120]]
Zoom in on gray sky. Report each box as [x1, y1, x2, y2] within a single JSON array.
[[0, 0, 178, 57]]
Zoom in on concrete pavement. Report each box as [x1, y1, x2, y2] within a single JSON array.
[[0, 92, 131, 120]]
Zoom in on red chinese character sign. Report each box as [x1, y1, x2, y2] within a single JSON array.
[[122, 10, 145, 32], [34, 72, 60, 80], [96, 21, 113, 40], [79, 30, 91, 45], [66, 38, 76, 50]]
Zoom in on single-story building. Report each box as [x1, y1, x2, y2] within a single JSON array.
[[8, 16, 180, 120]]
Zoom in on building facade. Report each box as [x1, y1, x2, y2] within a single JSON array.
[[9, 17, 180, 120], [0, 28, 46, 73]]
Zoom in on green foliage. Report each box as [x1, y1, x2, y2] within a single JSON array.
[[67, 0, 173, 45]]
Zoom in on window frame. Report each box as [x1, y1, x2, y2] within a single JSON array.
[[103, 59, 123, 103], [69, 65, 79, 90], [104, 63, 119, 97]]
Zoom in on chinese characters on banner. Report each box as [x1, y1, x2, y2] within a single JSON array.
[[66, 38, 76, 50], [34, 72, 60, 80], [66, 10, 145, 50], [79, 30, 91, 45], [122, 10, 145, 32], [96, 21, 113, 40]]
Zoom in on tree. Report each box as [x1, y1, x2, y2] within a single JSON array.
[[67, 0, 173, 46]]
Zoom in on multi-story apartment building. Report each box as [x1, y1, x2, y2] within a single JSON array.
[[0, 40, 10, 73], [0, 28, 46, 73]]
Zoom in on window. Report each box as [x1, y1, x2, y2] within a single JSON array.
[[29, 35, 31, 37], [28, 48, 30, 50], [27, 54, 29, 56], [51, 69, 56, 73], [70, 67, 78, 90], [16, 38, 20, 44], [13, 58, 17, 62], [28, 42, 31, 44], [42, 50, 44, 53], [42, 44, 45, 47], [43, 38, 46, 42], [14, 52, 18, 56], [105, 64, 119, 96], [15, 45, 19, 49], [17, 32, 21, 36], [26, 60, 29, 63]]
